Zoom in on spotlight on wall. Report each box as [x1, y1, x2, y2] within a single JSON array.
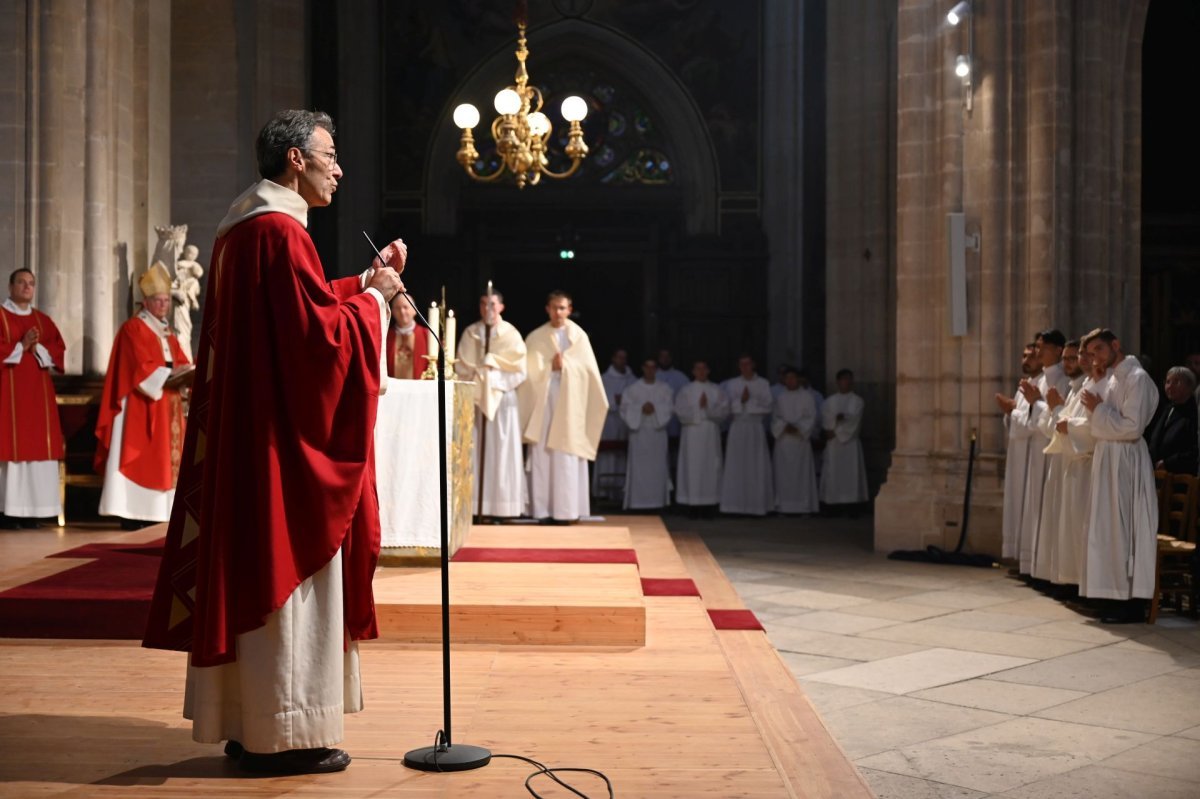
[[946, 1, 971, 26], [955, 55, 971, 78]]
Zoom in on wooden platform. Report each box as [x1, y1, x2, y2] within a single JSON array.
[[0, 516, 872, 798], [374, 524, 645, 646]]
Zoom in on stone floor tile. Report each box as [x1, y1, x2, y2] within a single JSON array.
[[1110, 632, 1200, 663], [841, 601, 953, 622], [804, 648, 1033, 694], [985, 596, 1094, 621], [858, 768, 988, 799], [729, 580, 805, 598], [910, 678, 1089, 715], [1017, 619, 1155, 644], [1098, 735, 1200, 783], [854, 717, 1156, 794], [1176, 725, 1200, 740], [765, 625, 928, 661], [778, 650, 860, 677], [718, 565, 789, 582], [770, 609, 902, 635], [989, 645, 1194, 692], [1034, 673, 1200, 734], [861, 620, 1099, 659], [795, 680, 893, 713], [888, 589, 1017, 610], [818, 695, 1011, 759], [750, 587, 877, 610], [933, 610, 1051, 633], [993, 764, 1199, 799]]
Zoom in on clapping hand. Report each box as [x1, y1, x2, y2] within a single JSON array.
[[995, 393, 1017, 414], [1046, 387, 1064, 409], [20, 328, 39, 349], [1080, 390, 1102, 412], [1018, 378, 1042, 404]]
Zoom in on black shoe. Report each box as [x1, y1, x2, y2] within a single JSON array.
[[1100, 599, 1146, 625], [239, 747, 351, 775], [119, 518, 151, 531], [224, 740, 244, 759], [17, 518, 41, 529], [0, 516, 20, 530]]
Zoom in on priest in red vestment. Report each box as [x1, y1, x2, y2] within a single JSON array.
[[142, 109, 406, 776], [0, 268, 66, 529], [94, 264, 192, 528], [385, 289, 429, 379]]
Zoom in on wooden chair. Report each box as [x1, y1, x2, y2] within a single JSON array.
[[1150, 472, 1199, 623], [56, 393, 104, 527]]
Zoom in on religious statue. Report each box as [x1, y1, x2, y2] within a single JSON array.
[[171, 244, 204, 361]]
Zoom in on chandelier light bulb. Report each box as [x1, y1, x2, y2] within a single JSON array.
[[561, 95, 588, 123], [947, 1, 970, 26], [527, 111, 551, 136], [452, 103, 480, 130], [494, 89, 522, 115], [955, 54, 971, 78]]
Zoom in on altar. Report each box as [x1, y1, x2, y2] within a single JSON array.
[[374, 377, 475, 562]]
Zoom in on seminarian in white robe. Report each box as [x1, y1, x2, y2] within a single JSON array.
[[1033, 368, 1085, 582], [456, 301, 528, 518], [1058, 370, 1105, 586], [719, 360, 774, 515], [1083, 351, 1159, 603], [1024, 360, 1071, 578], [594, 358, 636, 503], [1001, 384, 1034, 561], [819, 376, 868, 505], [675, 370, 729, 506], [772, 382, 819, 514], [620, 368, 675, 509], [519, 295, 608, 522]]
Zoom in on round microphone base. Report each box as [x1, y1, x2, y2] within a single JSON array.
[[403, 743, 492, 772]]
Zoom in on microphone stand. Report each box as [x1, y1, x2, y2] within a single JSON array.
[[363, 232, 491, 772]]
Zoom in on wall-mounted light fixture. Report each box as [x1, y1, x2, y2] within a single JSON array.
[[947, 2, 974, 112]]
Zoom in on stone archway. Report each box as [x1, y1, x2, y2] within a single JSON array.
[[423, 18, 719, 237]]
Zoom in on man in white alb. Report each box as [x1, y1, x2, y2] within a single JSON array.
[[456, 289, 527, 518], [1079, 329, 1159, 623], [719, 355, 774, 515], [1057, 342, 1104, 588], [1016, 329, 1069, 578], [819, 368, 868, 509], [594, 348, 636, 503], [620, 357, 674, 510], [997, 342, 1039, 566], [675, 360, 728, 515], [1033, 338, 1084, 587], [772, 367, 819, 515], [519, 291, 608, 523]]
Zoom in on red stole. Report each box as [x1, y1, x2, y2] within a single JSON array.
[[0, 307, 66, 461], [143, 212, 383, 666]]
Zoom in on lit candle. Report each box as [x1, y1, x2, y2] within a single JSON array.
[[427, 301, 439, 358], [485, 280, 494, 326], [446, 310, 456, 362]]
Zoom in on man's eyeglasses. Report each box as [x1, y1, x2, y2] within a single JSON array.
[[306, 149, 339, 166]]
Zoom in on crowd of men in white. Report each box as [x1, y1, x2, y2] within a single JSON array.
[[996, 328, 1200, 624], [597, 351, 869, 516]]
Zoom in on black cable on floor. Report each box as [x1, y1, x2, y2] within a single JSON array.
[[425, 730, 614, 798]]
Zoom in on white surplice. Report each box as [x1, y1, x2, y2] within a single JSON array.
[[1083, 356, 1160, 600], [1058, 374, 1103, 586], [772, 388, 819, 513], [528, 327, 590, 521], [1032, 371, 1085, 581], [620, 378, 675, 509], [1020, 363, 1070, 575], [593, 365, 636, 502], [819, 391, 868, 504], [674, 380, 729, 506], [719, 375, 774, 515], [185, 551, 361, 752]]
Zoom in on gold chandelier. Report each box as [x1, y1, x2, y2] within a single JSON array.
[[452, 22, 589, 189]]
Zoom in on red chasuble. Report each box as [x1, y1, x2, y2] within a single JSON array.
[[0, 307, 66, 461], [386, 322, 429, 379], [94, 314, 190, 489], [143, 207, 384, 667]]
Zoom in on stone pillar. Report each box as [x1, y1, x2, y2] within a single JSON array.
[[874, 0, 1150, 555], [824, 0, 897, 491]]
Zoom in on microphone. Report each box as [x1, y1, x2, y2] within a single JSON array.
[[362, 231, 441, 347]]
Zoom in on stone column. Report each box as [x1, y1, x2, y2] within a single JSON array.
[[874, 0, 1150, 554], [824, 0, 897, 490]]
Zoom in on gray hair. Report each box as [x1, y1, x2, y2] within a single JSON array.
[[255, 109, 335, 180], [1167, 366, 1197, 390]]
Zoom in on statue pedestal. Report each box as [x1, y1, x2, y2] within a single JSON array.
[[374, 378, 475, 564]]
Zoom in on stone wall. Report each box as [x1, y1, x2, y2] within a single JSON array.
[[874, 0, 1150, 555]]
